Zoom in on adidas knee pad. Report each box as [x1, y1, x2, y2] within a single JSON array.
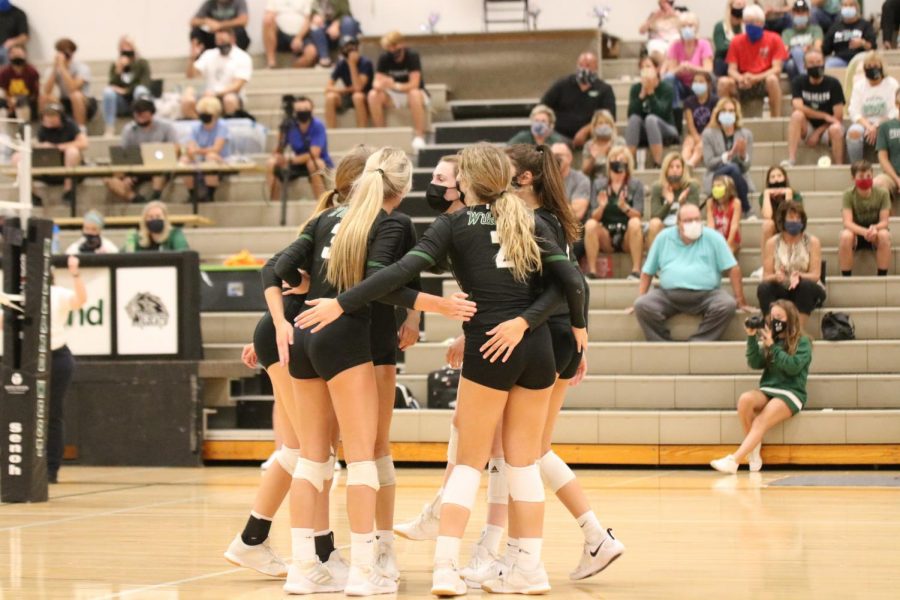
[[506, 463, 545, 503], [487, 458, 509, 505], [441, 464, 481, 511], [275, 446, 300, 475], [447, 424, 459, 464], [539, 450, 575, 493], [294, 457, 329, 492], [346, 460, 380, 491]]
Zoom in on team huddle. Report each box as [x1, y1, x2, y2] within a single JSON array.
[[224, 142, 623, 597]]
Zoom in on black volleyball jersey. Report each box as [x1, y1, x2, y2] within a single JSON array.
[[337, 204, 586, 329], [532, 207, 590, 326], [370, 211, 420, 333]]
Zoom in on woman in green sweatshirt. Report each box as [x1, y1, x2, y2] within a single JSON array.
[[625, 55, 678, 168], [711, 299, 813, 474]]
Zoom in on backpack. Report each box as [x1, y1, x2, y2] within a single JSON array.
[[821, 312, 855, 341], [427, 366, 460, 409], [394, 383, 420, 409]]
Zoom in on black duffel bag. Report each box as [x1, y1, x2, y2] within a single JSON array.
[[821, 312, 855, 341]]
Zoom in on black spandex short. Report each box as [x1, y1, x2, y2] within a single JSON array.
[[370, 304, 398, 367], [289, 311, 372, 381], [461, 323, 556, 392], [253, 296, 305, 369], [548, 315, 583, 379]]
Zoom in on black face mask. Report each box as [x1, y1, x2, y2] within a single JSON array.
[[609, 161, 627, 174], [666, 174, 682, 185], [865, 67, 883, 80], [575, 68, 595, 86], [425, 182, 463, 213], [730, 7, 743, 19], [807, 65, 824, 79], [218, 43, 232, 56], [10, 57, 25, 67], [295, 110, 312, 123], [146, 219, 165, 234], [121, 50, 136, 59], [771, 318, 787, 337], [199, 113, 214, 124], [81, 233, 101, 250], [768, 180, 786, 188]]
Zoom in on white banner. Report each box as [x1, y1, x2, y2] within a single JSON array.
[[116, 266, 179, 355], [54, 268, 112, 356]]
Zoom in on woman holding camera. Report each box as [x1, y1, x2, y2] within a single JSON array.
[[710, 299, 813, 474]]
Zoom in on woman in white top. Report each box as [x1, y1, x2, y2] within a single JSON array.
[[846, 52, 900, 162], [65, 210, 119, 255]]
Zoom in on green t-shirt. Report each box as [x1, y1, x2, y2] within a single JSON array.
[[842, 186, 891, 227], [712, 21, 742, 60], [124, 227, 190, 252], [782, 25, 824, 49], [757, 187, 804, 207], [876, 118, 900, 176]]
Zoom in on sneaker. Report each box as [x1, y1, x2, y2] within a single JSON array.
[[224, 534, 288, 578], [394, 502, 439, 541], [710, 454, 739, 475], [626, 271, 641, 281], [748, 444, 763, 473], [431, 561, 467, 597], [283, 559, 344, 594], [750, 266, 764, 280], [343, 564, 398, 596], [779, 159, 795, 169], [260, 450, 277, 471], [461, 544, 501, 589], [569, 529, 625, 581], [325, 548, 350, 586], [412, 136, 427, 151], [482, 562, 551, 595], [376, 541, 400, 581]]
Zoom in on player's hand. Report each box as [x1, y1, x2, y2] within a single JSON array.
[[397, 311, 421, 351], [569, 354, 588, 387], [274, 319, 294, 366], [67, 255, 80, 274], [295, 297, 344, 333], [241, 343, 258, 369], [446, 334, 465, 369], [481, 317, 528, 363], [572, 327, 588, 353], [439, 292, 477, 321]]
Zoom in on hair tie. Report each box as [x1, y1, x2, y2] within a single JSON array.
[[375, 168, 384, 175]]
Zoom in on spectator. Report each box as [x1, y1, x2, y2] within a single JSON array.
[[180, 96, 230, 203], [839, 160, 892, 276], [262, 0, 316, 69], [706, 174, 743, 254], [626, 55, 678, 167], [682, 72, 717, 167], [662, 11, 714, 111], [760, 0, 793, 34], [813, 0, 842, 31], [640, 0, 684, 60], [65, 210, 119, 255], [883, 0, 900, 49], [508, 104, 568, 146], [846, 52, 899, 163], [583, 146, 645, 280], [13, 104, 87, 204], [324, 35, 373, 128], [713, 0, 747, 77], [875, 88, 900, 199], [783, 49, 845, 167], [702, 96, 754, 213], [719, 4, 786, 117], [40, 38, 97, 128], [184, 28, 252, 120], [368, 31, 428, 150], [540, 52, 616, 147], [267, 95, 333, 200], [782, 0, 825, 79], [632, 203, 752, 342], [758, 165, 805, 265], [0, 1, 28, 66], [124, 201, 190, 252], [822, 0, 876, 67], [0, 44, 38, 121], [647, 151, 701, 247], [105, 98, 180, 204], [550, 142, 591, 222], [758, 202, 825, 329], [308, 0, 362, 68], [581, 109, 627, 180], [710, 299, 813, 474], [102, 36, 152, 138], [190, 0, 250, 53]]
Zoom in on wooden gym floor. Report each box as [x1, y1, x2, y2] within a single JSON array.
[[1, 466, 899, 599]]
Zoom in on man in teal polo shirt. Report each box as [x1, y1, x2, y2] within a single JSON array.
[[632, 204, 752, 341]]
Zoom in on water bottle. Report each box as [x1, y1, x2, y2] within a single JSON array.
[[51, 224, 60, 254], [762, 97, 770, 120]]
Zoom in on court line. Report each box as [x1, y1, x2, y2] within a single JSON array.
[[92, 567, 244, 599]]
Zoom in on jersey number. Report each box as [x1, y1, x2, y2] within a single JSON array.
[[321, 223, 340, 260], [490, 231, 513, 269]]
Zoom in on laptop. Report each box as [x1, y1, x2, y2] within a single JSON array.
[[31, 148, 64, 168], [109, 145, 144, 166], [141, 143, 178, 169]]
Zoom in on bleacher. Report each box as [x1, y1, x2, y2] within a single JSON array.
[[15, 31, 900, 466]]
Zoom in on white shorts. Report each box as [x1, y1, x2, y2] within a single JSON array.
[[385, 88, 430, 109]]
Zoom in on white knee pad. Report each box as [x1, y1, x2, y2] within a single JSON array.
[[539, 450, 576, 493], [447, 424, 459, 464], [275, 446, 300, 475], [487, 458, 509, 505], [375, 455, 396, 487], [294, 457, 329, 492], [441, 464, 481, 511], [346, 460, 380, 491], [506, 463, 545, 503], [324, 453, 336, 478]]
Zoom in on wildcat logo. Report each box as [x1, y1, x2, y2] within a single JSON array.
[[125, 292, 170, 328]]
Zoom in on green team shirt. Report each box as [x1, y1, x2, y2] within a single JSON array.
[[876, 118, 900, 176], [841, 186, 891, 227], [746, 335, 813, 412], [782, 25, 824, 49]]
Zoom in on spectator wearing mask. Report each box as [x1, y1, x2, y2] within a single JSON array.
[[647, 151, 702, 248], [875, 88, 900, 199], [813, 0, 842, 31], [846, 52, 899, 163], [719, 4, 786, 117], [368, 31, 429, 150], [180, 96, 230, 204], [0, 44, 38, 121], [540, 52, 616, 147], [267, 95, 333, 200], [324, 35, 373, 128], [640, 0, 684, 60], [702, 96, 754, 213], [760, 0, 793, 34], [757, 165, 805, 267], [184, 28, 252, 120], [40, 38, 97, 128], [626, 55, 678, 167], [710, 300, 813, 474], [124, 201, 190, 252], [13, 104, 87, 204], [190, 0, 250, 53], [822, 0, 876, 67], [551, 142, 591, 224], [662, 12, 714, 110], [105, 98, 179, 204], [682, 72, 717, 167], [65, 210, 119, 255], [508, 104, 567, 146], [581, 109, 626, 181], [839, 160, 892, 276], [308, 0, 362, 68], [783, 49, 845, 167], [583, 146, 645, 280], [632, 203, 752, 342], [706, 174, 743, 255], [102, 36, 152, 138], [713, 0, 747, 77], [0, 1, 28, 66], [262, 0, 316, 69], [782, 0, 825, 79], [758, 202, 825, 330]]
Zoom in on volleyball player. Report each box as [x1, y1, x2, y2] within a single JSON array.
[[296, 143, 588, 596]]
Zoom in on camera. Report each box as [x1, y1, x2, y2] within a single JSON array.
[[745, 314, 765, 330], [281, 94, 296, 119]]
